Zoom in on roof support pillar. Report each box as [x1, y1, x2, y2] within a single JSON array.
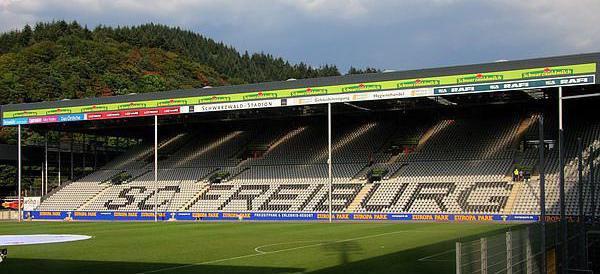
[[154, 115, 158, 222]]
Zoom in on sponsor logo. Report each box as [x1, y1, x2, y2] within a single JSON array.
[[291, 88, 328, 96], [522, 67, 573, 78], [142, 109, 160, 115], [123, 110, 140, 116], [192, 212, 219, 218], [397, 79, 440, 88], [413, 214, 435, 220], [42, 116, 59, 123], [58, 114, 84, 122], [39, 211, 62, 216], [454, 215, 493, 221], [46, 108, 71, 115], [159, 107, 180, 114], [341, 83, 382, 92], [81, 105, 108, 112], [242, 92, 277, 100], [314, 95, 351, 103], [11, 110, 38, 118], [87, 113, 103, 119], [456, 73, 503, 84], [198, 96, 231, 103], [74, 212, 96, 217], [158, 99, 188, 106], [351, 94, 369, 100], [105, 112, 121, 118], [28, 117, 43, 124], [223, 212, 250, 219], [372, 91, 405, 99], [197, 101, 278, 112], [118, 102, 147, 110], [295, 98, 314, 105]]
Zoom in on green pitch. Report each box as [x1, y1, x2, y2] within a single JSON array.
[[0, 222, 513, 274]]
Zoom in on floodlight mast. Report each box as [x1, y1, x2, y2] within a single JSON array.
[[58, 139, 61, 186], [17, 125, 22, 222], [154, 115, 158, 222], [328, 103, 333, 223]]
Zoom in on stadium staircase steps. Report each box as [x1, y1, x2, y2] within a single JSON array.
[[234, 158, 251, 168], [352, 164, 371, 181], [386, 163, 408, 179], [181, 184, 210, 211], [386, 153, 402, 164], [511, 114, 538, 150], [503, 181, 522, 214], [128, 169, 152, 183], [346, 183, 374, 212], [201, 168, 221, 180], [158, 133, 194, 157], [226, 167, 250, 181], [75, 184, 113, 211], [165, 181, 183, 211], [415, 120, 450, 151]]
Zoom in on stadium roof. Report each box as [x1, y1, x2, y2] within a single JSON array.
[[1, 52, 598, 126]]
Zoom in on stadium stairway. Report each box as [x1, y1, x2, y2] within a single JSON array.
[[352, 164, 371, 181], [510, 114, 539, 150], [181, 183, 210, 211], [385, 163, 408, 180], [346, 183, 375, 213], [502, 181, 521, 214], [76, 183, 112, 211], [178, 169, 218, 211]]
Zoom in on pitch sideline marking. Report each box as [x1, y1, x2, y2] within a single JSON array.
[[254, 240, 324, 254], [138, 230, 426, 274], [417, 248, 454, 262]]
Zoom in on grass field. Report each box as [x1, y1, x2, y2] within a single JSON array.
[[0, 222, 514, 274]]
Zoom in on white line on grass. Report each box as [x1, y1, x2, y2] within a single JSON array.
[[254, 240, 324, 254], [138, 230, 424, 274], [417, 249, 454, 262]]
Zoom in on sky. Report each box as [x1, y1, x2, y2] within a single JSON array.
[[1, 0, 600, 72]]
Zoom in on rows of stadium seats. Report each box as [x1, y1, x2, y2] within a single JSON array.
[[79, 180, 201, 211], [389, 160, 511, 182], [512, 122, 600, 215], [35, 112, 600, 217], [187, 182, 363, 212], [37, 181, 109, 210], [404, 116, 518, 162], [355, 181, 512, 214]]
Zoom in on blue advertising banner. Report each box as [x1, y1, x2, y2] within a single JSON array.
[[433, 75, 595, 95], [23, 211, 541, 223]]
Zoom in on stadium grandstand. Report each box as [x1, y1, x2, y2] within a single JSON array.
[[2, 52, 600, 273], [2, 52, 599, 221]]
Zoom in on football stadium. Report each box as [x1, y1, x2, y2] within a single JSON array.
[[1, 52, 600, 273]]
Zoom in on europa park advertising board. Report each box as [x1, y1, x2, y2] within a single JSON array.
[[2, 63, 596, 126]]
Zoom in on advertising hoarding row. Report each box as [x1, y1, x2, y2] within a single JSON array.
[[23, 210, 540, 222], [2, 63, 596, 126]]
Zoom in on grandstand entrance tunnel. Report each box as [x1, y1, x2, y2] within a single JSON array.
[[3, 53, 600, 273]]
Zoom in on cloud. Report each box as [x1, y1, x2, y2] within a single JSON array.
[[1, 0, 599, 71]]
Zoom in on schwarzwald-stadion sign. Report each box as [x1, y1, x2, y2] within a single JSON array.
[[1, 63, 597, 126]]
